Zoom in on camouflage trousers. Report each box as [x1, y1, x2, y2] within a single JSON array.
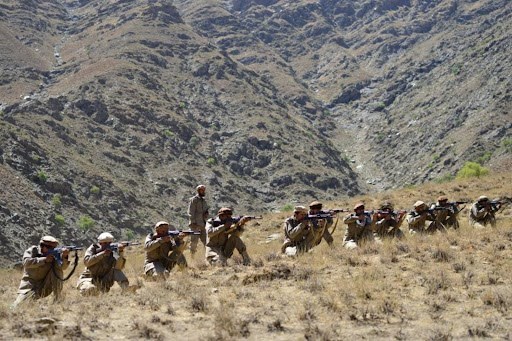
[[206, 235, 249, 265], [469, 214, 496, 228], [77, 269, 129, 296], [144, 252, 187, 280], [12, 269, 63, 308], [409, 221, 446, 234], [189, 223, 207, 254]]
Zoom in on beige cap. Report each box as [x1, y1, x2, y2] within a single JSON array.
[[413, 201, 426, 208], [154, 221, 170, 229], [380, 201, 393, 210], [354, 202, 365, 210], [98, 232, 114, 243], [217, 207, 233, 215], [196, 184, 206, 191], [477, 195, 488, 202], [309, 201, 322, 208], [437, 195, 448, 201], [294, 206, 308, 214], [40, 235, 59, 244]]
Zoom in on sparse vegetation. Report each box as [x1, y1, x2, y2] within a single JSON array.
[[78, 215, 95, 231], [163, 130, 174, 138], [281, 203, 294, 212], [54, 214, 65, 226], [206, 157, 216, 166], [36, 170, 48, 183], [51, 194, 62, 208], [456, 161, 489, 178], [90, 185, 100, 195], [502, 138, 512, 153], [189, 136, 199, 147]]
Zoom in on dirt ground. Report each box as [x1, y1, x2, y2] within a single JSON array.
[[1, 174, 511, 340]]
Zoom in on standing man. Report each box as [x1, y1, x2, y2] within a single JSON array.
[[407, 201, 444, 234], [77, 232, 133, 296], [281, 206, 316, 256], [144, 221, 187, 280], [308, 201, 334, 246], [12, 236, 69, 307], [187, 184, 209, 255], [342, 202, 375, 249], [469, 196, 500, 228], [374, 201, 406, 240], [205, 207, 251, 265]]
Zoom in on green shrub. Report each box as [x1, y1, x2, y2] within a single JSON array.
[[164, 130, 174, 138], [189, 136, 199, 147], [451, 63, 462, 75], [456, 161, 489, 179], [54, 214, 65, 226], [502, 138, 512, 153], [125, 230, 135, 240], [178, 102, 186, 109], [78, 215, 95, 231], [52, 194, 62, 208], [281, 203, 294, 212], [207, 157, 217, 166], [435, 174, 454, 184], [90, 185, 101, 195], [37, 170, 48, 183], [476, 152, 492, 165]]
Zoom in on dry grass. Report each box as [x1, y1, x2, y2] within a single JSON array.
[[1, 173, 512, 339]]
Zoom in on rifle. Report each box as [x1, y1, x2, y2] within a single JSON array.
[[48, 245, 83, 265], [105, 241, 141, 252], [376, 210, 406, 216], [447, 201, 468, 206], [229, 216, 263, 224], [307, 209, 349, 220], [166, 230, 202, 237]]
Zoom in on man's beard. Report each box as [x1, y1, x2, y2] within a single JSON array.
[[199, 193, 205, 197]]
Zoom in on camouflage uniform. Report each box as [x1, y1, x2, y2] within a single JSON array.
[[13, 237, 69, 307], [187, 185, 209, 253], [343, 214, 374, 249], [407, 201, 444, 234], [282, 212, 316, 255], [144, 227, 187, 279], [77, 243, 129, 296], [206, 208, 250, 265], [343, 203, 375, 249], [373, 207, 405, 240], [469, 196, 498, 228], [308, 201, 334, 246], [429, 196, 461, 229]]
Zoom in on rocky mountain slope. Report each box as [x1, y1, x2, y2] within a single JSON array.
[[0, 0, 510, 264]]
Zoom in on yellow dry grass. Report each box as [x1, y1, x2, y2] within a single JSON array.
[[1, 172, 511, 339]]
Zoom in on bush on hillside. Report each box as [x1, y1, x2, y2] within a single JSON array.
[[456, 162, 489, 179]]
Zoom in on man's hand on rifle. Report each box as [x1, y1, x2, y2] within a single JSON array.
[[45, 254, 55, 263], [61, 248, 70, 258]]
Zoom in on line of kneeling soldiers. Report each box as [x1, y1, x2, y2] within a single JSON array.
[[11, 195, 503, 308]]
